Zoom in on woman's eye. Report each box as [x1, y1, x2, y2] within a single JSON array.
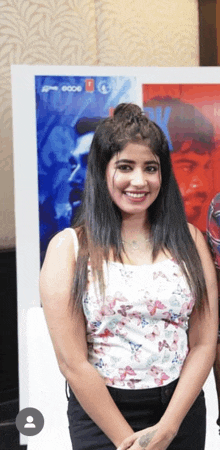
[[145, 166, 158, 173], [118, 165, 132, 171]]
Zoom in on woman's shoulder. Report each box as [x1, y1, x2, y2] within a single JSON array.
[[187, 223, 203, 243], [39, 229, 82, 314], [47, 228, 77, 253], [40, 228, 78, 279], [187, 223, 214, 266]]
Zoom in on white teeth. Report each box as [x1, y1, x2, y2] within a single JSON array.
[[125, 192, 146, 198]]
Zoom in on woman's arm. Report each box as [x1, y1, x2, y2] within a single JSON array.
[[158, 225, 218, 427], [40, 229, 133, 448], [118, 225, 218, 450]]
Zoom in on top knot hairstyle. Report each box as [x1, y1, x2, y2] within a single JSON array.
[[71, 103, 206, 311]]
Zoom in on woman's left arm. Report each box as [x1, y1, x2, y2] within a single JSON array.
[[118, 226, 218, 450], [156, 225, 218, 431]]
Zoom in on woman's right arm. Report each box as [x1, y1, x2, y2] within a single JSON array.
[[39, 229, 133, 448]]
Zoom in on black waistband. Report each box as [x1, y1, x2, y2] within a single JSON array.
[[106, 378, 179, 405], [66, 377, 179, 405]]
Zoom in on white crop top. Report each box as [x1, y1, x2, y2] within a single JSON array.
[[68, 228, 195, 389]]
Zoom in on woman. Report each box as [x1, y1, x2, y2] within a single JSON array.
[[40, 103, 218, 450]]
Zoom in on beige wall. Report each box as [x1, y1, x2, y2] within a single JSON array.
[[0, 0, 199, 249]]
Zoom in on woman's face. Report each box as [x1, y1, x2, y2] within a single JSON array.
[[106, 142, 161, 219]]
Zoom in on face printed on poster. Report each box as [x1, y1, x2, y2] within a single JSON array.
[[142, 87, 220, 233]]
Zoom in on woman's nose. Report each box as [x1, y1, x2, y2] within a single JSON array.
[[130, 169, 146, 187]]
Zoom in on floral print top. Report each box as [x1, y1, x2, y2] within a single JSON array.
[[69, 229, 195, 389]]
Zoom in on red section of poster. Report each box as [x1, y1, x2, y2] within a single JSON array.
[[142, 84, 220, 233], [85, 78, 94, 92]]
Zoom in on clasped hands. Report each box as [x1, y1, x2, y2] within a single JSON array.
[[116, 423, 176, 450]]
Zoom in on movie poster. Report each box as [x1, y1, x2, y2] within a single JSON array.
[[37, 79, 220, 256], [142, 84, 220, 234], [36, 75, 137, 263]]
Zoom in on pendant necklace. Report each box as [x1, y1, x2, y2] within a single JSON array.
[[122, 238, 150, 250]]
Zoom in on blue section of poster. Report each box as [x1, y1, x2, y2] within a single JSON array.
[[35, 75, 137, 262]]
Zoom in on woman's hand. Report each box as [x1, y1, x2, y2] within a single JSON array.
[[117, 423, 176, 450]]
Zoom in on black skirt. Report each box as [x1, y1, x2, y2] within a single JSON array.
[[67, 379, 206, 450]]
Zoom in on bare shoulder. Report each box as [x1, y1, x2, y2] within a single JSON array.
[[187, 222, 196, 239], [43, 228, 76, 262], [187, 223, 202, 241], [187, 223, 217, 287], [187, 223, 207, 251], [40, 228, 77, 301]]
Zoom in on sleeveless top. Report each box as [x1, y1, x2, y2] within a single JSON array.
[[68, 228, 195, 389]]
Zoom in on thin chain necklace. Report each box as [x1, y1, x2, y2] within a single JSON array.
[[122, 237, 150, 250]]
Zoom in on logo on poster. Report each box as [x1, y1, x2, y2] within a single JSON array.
[[97, 80, 112, 95], [41, 86, 58, 93], [61, 85, 82, 92], [85, 79, 95, 92]]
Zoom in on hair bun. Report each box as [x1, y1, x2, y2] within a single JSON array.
[[113, 103, 143, 122]]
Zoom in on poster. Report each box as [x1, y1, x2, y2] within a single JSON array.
[[37, 78, 220, 261]]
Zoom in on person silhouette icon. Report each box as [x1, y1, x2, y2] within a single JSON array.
[[24, 416, 36, 428], [16, 407, 44, 436]]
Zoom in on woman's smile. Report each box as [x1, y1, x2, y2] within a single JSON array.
[[124, 191, 149, 202]]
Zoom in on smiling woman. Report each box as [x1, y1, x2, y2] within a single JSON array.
[[40, 103, 218, 450]]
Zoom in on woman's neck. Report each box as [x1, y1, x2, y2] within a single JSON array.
[[121, 212, 150, 240], [119, 213, 152, 265]]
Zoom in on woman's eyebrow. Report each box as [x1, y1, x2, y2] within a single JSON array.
[[145, 160, 160, 166], [115, 159, 160, 165], [115, 159, 134, 164]]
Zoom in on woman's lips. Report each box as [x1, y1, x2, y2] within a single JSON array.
[[124, 191, 148, 202]]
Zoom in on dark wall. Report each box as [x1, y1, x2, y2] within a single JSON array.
[[0, 250, 18, 403], [199, 0, 218, 65]]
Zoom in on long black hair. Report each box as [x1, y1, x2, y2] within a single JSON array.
[[72, 103, 206, 310]]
